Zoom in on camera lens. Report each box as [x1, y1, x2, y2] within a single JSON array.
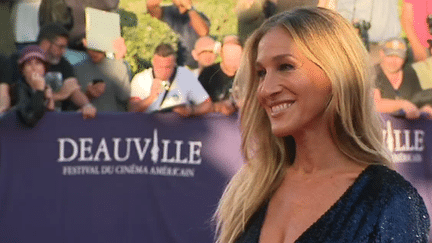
[[427, 15, 432, 34]]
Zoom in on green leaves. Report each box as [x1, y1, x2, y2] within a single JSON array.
[[119, 0, 237, 75]]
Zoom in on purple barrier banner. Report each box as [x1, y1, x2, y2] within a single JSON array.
[[381, 114, 432, 230], [0, 112, 243, 243], [1, 112, 432, 242]]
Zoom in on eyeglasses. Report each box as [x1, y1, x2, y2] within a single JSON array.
[[51, 42, 68, 50], [197, 50, 215, 55]]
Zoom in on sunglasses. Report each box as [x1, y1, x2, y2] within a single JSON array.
[[384, 40, 406, 51]]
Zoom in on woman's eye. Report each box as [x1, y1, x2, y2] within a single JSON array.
[[279, 63, 294, 71], [257, 69, 266, 79]]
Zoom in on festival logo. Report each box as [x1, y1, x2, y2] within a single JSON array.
[[58, 129, 201, 177], [383, 120, 425, 163]]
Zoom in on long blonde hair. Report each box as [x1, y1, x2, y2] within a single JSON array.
[[215, 7, 391, 243]]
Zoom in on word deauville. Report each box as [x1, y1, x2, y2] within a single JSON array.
[[57, 129, 202, 164], [383, 121, 425, 163], [383, 121, 425, 152]]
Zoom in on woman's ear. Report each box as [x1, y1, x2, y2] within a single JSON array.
[[82, 38, 88, 48], [191, 50, 198, 61], [39, 39, 51, 52]]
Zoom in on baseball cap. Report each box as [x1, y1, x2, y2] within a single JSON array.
[[381, 38, 407, 59], [18, 45, 48, 65]]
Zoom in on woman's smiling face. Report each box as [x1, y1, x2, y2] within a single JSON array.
[[256, 26, 333, 138]]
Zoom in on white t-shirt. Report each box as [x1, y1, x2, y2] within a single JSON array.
[[130, 66, 209, 113]]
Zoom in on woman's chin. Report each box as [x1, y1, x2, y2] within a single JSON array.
[[271, 126, 291, 138]]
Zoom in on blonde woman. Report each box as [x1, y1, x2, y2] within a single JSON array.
[[215, 8, 429, 243]]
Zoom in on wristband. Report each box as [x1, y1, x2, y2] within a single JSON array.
[[83, 103, 94, 109]]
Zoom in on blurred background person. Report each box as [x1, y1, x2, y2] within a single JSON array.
[[0, 55, 13, 114], [62, 0, 119, 51], [0, 0, 16, 56], [71, 38, 130, 112], [191, 36, 219, 76], [147, 0, 210, 69], [129, 43, 211, 116], [11, 0, 41, 52], [373, 38, 432, 119], [236, 0, 337, 43], [16, 45, 54, 127], [10, 23, 96, 119], [412, 43, 432, 90], [198, 35, 242, 116], [337, 0, 402, 64], [401, 0, 432, 62], [38, 0, 73, 32], [38, 0, 121, 65]]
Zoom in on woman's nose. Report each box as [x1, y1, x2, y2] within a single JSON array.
[[257, 72, 282, 98]]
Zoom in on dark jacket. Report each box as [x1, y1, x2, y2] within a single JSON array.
[[16, 80, 47, 127]]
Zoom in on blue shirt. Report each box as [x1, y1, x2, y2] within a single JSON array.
[[237, 165, 430, 242]]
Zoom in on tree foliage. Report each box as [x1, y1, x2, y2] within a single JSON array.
[[119, 0, 237, 75]]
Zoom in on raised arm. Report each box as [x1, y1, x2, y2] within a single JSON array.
[[186, 6, 209, 36], [129, 77, 163, 112], [401, 1, 428, 61], [175, 0, 209, 36], [147, 0, 164, 20]]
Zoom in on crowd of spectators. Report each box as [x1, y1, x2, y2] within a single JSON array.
[[0, 0, 432, 127], [198, 35, 242, 116]]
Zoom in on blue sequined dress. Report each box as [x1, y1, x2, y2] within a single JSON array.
[[236, 165, 430, 242]]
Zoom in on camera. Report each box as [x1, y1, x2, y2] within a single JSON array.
[[353, 20, 371, 51], [427, 14, 432, 35], [427, 15, 432, 49]]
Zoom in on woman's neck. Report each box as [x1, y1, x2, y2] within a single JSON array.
[[291, 129, 355, 175]]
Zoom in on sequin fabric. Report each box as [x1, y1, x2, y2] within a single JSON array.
[[236, 165, 430, 242]]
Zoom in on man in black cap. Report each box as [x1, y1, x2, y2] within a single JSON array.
[[374, 37, 432, 119]]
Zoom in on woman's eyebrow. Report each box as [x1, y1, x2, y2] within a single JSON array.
[[255, 53, 300, 66]]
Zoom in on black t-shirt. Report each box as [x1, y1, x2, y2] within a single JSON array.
[[45, 57, 75, 92], [375, 64, 422, 100], [198, 63, 234, 102], [47, 57, 75, 80]]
